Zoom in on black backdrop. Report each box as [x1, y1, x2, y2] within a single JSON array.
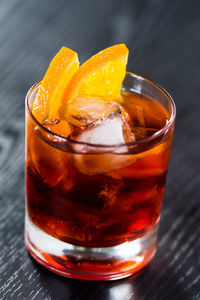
[[0, 0, 200, 299]]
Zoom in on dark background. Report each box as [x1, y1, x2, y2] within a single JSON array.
[[0, 0, 200, 299]]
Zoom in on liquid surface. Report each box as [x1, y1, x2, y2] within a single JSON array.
[[42, 92, 169, 144]]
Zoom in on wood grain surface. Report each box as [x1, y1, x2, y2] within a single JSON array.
[[0, 0, 200, 299]]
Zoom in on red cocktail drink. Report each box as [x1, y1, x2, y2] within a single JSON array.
[[25, 72, 175, 280]]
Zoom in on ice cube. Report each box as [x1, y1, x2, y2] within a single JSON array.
[[65, 95, 127, 127], [130, 126, 158, 140], [71, 114, 134, 146], [70, 115, 137, 175]]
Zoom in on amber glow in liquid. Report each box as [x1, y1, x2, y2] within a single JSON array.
[[26, 92, 172, 252]]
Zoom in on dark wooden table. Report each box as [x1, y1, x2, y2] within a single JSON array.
[[0, 0, 200, 299]]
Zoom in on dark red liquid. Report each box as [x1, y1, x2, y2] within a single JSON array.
[[26, 92, 172, 247]]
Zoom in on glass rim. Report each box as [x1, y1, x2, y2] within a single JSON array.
[[25, 72, 176, 149]]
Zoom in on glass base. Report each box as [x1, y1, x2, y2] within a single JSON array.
[[25, 216, 157, 281]]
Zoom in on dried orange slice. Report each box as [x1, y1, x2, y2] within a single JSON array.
[[61, 44, 129, 109], [32, 47, 79, 123]]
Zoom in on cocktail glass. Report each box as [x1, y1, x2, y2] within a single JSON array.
[[25, 72, 176, 280]]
